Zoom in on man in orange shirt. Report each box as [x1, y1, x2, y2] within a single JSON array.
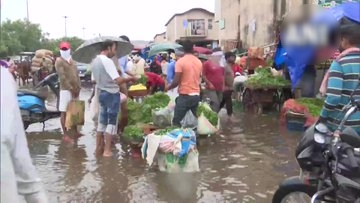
[[166, 40, 203, 127]]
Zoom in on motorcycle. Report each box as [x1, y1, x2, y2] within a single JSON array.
[[273, 96, 360, 202], [18, 73, 61, 130]]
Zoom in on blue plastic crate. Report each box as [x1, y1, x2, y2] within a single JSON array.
[[286, 120, 306, 132]]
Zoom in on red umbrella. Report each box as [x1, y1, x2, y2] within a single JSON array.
[[193, 46, 212, 54]]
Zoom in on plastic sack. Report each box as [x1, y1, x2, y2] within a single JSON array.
[[157, 150, 200, 173], [197, 113, 218, 135], [280, 99, 317, 127], [35, 49, 53, 58], [90, 87, 99, 122], [152, 108, 173, 128], [65, 100, 85, 130], [158, 128, 196, 157], [180, 110, 198, 129]]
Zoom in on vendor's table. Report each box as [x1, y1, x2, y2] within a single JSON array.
[[242, 86, 292, 114]]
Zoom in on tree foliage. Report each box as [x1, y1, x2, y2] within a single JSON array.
[[0, 19, 84, 57]]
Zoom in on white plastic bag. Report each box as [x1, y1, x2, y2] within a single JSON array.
[[90, 87, 99, 122], [197, 113, 218, 135], [152, 108, 174, 128], [180, 110, 198, 129], [157, 150, 200, 173]]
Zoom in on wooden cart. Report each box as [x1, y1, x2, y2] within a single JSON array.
[[242, 86, 292, 114]]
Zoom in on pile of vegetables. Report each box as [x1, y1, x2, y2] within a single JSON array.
[[245, 67, 290, 89], [129, 84, 147, 91], [197, 103, 218, 126], [123, 125, 144, 142], [127, 92, 170, 125], [137, 75, 148, 86], [296, 98, 324, 117]]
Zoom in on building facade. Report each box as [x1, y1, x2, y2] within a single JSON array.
[[153, 32, 167, 43], [215, 0, 310, 51], [165, 8, 219, 48]]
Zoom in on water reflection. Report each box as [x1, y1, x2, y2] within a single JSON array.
[[25, 88, 301, 202]]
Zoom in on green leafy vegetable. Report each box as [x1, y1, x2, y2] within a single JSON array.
[[123, 125, 144, 142], [127, 92, 170, 125], [245, 67, 290, 89], [137, 75, 148, 86], [197, 103, 218, 126], [296, 98, 324, 117], [155, 126, 178, 136]]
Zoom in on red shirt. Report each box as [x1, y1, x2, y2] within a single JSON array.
[[203, 60, 225, 91], [145, 72, 164, 87], [232, 64, 243, 75]]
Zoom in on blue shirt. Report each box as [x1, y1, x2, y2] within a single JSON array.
[[118, 55, 128, 77], [167, 60, 176, 84], [320, 50, 360, 134]]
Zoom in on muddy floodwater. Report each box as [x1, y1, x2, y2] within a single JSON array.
[[25, 85, 301, 203]]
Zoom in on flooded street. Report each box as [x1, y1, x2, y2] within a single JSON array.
[[25, 85, 301, 203]]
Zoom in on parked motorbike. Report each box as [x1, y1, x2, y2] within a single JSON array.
[[18, 73, 61, 130], [273, 96, 360, 202]]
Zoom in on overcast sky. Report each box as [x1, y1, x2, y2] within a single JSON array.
[[1, 0, 214, 40]]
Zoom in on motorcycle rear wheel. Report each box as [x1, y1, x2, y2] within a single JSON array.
[[272, 184, 317, 203]]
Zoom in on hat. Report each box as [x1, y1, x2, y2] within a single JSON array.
[[59, 41, 71, 50]]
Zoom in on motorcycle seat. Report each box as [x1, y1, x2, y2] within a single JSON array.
[[18, 89, 47, 100]]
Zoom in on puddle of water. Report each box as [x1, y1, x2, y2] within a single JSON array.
[[24, 87, 301, 202]]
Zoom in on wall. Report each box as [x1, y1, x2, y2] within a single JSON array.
[[166, 9, 218, 42], [216, 0, 305, 49], [154, 33, 167, 43]]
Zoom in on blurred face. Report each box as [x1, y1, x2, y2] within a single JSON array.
[[227, 56, 236, 63], [107, 43, 117, 58], [339, 37, 350, 52]]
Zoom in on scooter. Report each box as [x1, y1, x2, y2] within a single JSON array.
[[18, 73, 61, 130]]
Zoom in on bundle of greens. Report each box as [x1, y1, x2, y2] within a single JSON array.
[[123, 125, 144, 142], [296, 98, 324, 117], [245, 67, 290, 89], [155, 126, 178, 136], [127, 92, 171, 125], [197, 103, 218, 126], [137, 75, 148, 86]]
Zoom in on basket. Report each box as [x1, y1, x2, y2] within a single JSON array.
[[128, 89, 148, 98], [285, 111, 307, 132]]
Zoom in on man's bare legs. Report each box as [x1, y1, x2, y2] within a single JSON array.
[[95, 132, 105, 156], [60, 112, 74, 144], [103, 133, 113, 157]]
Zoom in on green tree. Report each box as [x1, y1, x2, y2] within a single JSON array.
[[0, 19, 44, 57]]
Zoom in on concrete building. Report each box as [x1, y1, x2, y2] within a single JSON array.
[[215, 0, 311, 51], [164, 8, 219, 48], [153, 32, 167, 43]]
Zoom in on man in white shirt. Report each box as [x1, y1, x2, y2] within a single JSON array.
[[1, 67, 48, 203], [91, 40, 136, 157]]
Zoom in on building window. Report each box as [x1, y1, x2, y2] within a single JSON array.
[[187, 19, 205, 36], [208, 19, 213, 30]]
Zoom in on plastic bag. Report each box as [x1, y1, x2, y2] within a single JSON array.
[[152, 108, 173, 128], [197, 113, 218, 135], [65, 100, 85, 130], [180, 110, 198, 129], [90, 87, 99, 122], [157, 150, 200, 173]]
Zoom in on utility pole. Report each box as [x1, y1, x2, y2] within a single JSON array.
[[82, 27, 86, 39], [63, 16, 68, 37], [26, 0, 29, 21]]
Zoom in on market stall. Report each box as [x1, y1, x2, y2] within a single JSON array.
[[242, 67, 291, 114]]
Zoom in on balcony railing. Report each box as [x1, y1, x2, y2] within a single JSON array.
[[184, 28, 208, 37]]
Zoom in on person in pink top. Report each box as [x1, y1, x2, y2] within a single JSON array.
[[202, 48, 225, 112]]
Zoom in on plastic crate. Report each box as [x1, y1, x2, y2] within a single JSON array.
[[285, 111, 306, 132]]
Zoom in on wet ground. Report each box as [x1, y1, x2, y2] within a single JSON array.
[[25, 84, 302, 203]]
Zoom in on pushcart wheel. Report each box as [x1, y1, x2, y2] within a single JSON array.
[[242, 88, 253, 112]]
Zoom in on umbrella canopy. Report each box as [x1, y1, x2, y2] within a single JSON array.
[[193, 46, 212, 54], [0, 60, 9, 68], [72, 36, 134, 64], [148, 43, 183, 57]]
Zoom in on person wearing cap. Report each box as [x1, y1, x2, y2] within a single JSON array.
[[166, 40, 203, 127], [1, 67, 49, 203], [202, 47, 225, 113], [132, 55, 145, 78], [55, 41, 82, 144]]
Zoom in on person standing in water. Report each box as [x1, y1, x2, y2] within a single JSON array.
[[55, 41, 82, 144], [91, 40, 136, 157]]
